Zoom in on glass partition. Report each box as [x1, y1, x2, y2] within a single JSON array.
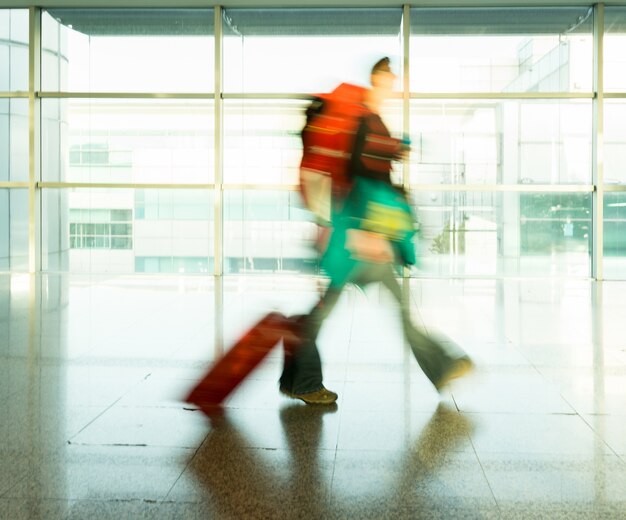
[[0, 99, 28, 182], [223, 8, 402, 93], [604, 7, 626, 92], [42, 99, 215, 184], [42, 9, 215, 92], [408, 100, 592, 185], [603, 99, 626, 279], [223, 189, 317, 274], [410, 7, 593, 93], [0, 9, 29, 92], [411, 190, 591, 277], [0, 189, 29, 271], [42, 188, 214, 273]]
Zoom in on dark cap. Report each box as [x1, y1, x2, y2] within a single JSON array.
[[371, 57, 393, 76]]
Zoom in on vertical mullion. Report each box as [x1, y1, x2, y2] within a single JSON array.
[[28, 6, 41, 273], [592, 4, 604, 281], [214, 6, 223, 277], [213, 6, 224, 355], [401, 3, 412, 429], [402, 4, 410, 193], [402, 4, 411, 281]]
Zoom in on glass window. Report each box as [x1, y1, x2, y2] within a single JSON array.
[[42, 9, 215, 92], [408, 100, 591, 185], [42, 188, 213, 273], [223, 8, 402, 93], [223, 189, 318, 274], [0, 189, 29, 271], [604, 7, 626, 92], [410, 190, 590, 277], [410, 7, 593, 93], [0, 99, 28, 182], [41, 99, 214, 184], [604, 100, 626, 185], [68, 209, 133, 250], [135, 256, 210, 274], [604, 192, 626, 279], [0, 10, 29, 91], [135, 190, 212, 221], [603, 99, 626, 279], [224, 99, 307, 185]]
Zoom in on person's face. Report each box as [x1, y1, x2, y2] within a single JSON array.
[[372, 69, 396, 96]]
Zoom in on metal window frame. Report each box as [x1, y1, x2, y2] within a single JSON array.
[[2, 3, 624, 279], [593, 3, 605, 281]]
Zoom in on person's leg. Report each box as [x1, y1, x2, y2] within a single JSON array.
[[279, 283, 344, 398], [356, 263, 472, 389]]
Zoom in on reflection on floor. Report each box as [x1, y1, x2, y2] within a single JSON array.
[[0, 273, 625, 519]]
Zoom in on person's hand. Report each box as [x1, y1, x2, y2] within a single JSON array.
[[394, 143, 411, 161]]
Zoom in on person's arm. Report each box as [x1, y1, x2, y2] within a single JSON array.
[[349, 114, 400, 184]]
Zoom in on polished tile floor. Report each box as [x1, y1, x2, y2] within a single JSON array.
[[0, 273, 625, 519]]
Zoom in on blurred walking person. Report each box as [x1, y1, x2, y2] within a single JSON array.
[[280, 57, 473, 405]]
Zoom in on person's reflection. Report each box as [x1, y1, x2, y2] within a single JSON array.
[[331, 403, 476, 518], [188, 403, 472, 519], [188, 404, 336, 519], [279, 403, 338, 518]]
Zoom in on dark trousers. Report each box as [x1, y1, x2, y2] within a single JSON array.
[[279, 262, 469, 394]]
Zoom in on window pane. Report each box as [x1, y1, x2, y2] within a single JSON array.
[[604, 7, 626, 92], [605, 100, 626, 185], [411, 190, 590, 277], [0, 189, 29, 271], [223, 190, 318, 274], [224, 100, 306, 184], [603, 100, 626, 278], [0, 99, 28, 182], [223, 8, 402, 93], [408, 100, 591, 185], [410, 7, 592, 93], [42, 99, 214, 183], [42, 188, 213, 273], [42, 9, 214, 92], [0, 10, 28, 91]]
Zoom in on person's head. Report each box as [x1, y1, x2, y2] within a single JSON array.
[[370, 57, 396, 93]]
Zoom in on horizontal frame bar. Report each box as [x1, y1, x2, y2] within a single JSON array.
[[38, 92, 216, 99], [603, 184, 626, 192], [38, 182, 215, 189], [410, 92, 594, 100], [35, 182, 595, 193], [0, 92, 29, 98], [0, 182, 30, 188], [407, 184, 595, 192], [33, 92, 598, 102], [222, 184, 299, 191]]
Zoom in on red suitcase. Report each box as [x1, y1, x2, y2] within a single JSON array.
[[185, 312, 298, 416]]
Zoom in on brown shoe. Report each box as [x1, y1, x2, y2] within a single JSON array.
[[434, 357, 474, 392], [280, 386, 338, 405]]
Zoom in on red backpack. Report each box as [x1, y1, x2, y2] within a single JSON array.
[[299, 83, 368, 224]]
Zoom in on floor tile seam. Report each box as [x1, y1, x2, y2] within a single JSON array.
[[576, 413, 623, 458], [65, 373, 154, 444], [0, 472, 31, 500], [328, 378, 348, 501], [162, 432, 208, 502], [465, 419, 505, 518], [521, 359, 584, 414]]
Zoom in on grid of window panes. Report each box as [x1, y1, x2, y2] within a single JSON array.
[[408, 7, 595, 277], [1, 10, 29, 272], [37, 9, 216, 274], [69, 209, 133, 250], [4, 5, 626, 278]]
